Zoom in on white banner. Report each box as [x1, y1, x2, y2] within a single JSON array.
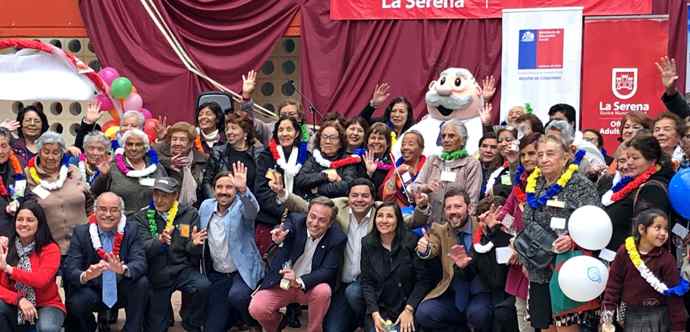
[[500, 7, 583, 128]]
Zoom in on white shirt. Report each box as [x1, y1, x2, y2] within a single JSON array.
[[341, 208, 373, 283], [292, 230, 324, 278], [207, 207, 237, 273]]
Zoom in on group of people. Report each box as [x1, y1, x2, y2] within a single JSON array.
[[0, 58, 689, 332]]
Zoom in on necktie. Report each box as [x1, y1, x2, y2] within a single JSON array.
[[452, 230, 472, 311], [101, 232, 117, 308]]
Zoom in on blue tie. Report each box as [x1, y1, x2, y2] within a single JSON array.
[[452, 230, 472, 312], [101, 232, 117, 308]]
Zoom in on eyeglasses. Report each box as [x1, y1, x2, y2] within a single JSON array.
[[96, 206, 121, 215]]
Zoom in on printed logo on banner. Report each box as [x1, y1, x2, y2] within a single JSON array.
[[611, 68, 638, 100], [518, 29, 564, 70]]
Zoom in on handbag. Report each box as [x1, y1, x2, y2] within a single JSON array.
[[514, 221, 557, 270]]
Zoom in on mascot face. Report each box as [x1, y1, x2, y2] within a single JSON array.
[[425, 68, 483, 121]]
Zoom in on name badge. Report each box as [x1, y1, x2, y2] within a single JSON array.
[[32, 186, 50, 199], [502, 213, 514, 229], [440, 171, 456, 182], [495, 247, 512, 265], [500, 174, 512, 186], [179, 224, 190, 238], [672, 223, 689, 239], [139, 177, 155, 187], [550, 217, 566, 230], [598, 248, 617, 262], [546, 199, 565, 209], [401, 172, 412, 183]]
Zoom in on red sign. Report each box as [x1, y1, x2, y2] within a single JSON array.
[[580, 17, 669, 153], [330, 0, 651, 20]]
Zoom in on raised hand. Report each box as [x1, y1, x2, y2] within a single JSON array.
[[414, 191, 429, 210], [478, 203, 501, 229], [481, 75, 497, 101], [96, 156, 112, 176], [370, 82, 391, 108], [416, 228, 431, 255], [232, 162, 248, 193], [155, 115, 169, 142], [242, 70, 257, 99], [448, 244, 472, 268], [0, 120, 20, 132], [84, 100, 103, 125], [655, 56, 678, 94], [363, 151, 377, 176], [479, 102, 493, 125], [191, 226, 208, 246], [104, 253, 126, 275], [270, 224, 290, 244]]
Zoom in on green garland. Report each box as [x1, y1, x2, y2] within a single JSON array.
[[440, 148, 468, 161], [146, 208, 158, 237]]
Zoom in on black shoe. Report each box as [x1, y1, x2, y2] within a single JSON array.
[[285, 304, 301, 328], [97, 311, 111, 332], [107, 308, 118, 324]]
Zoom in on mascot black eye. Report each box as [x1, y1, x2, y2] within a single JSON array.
[[454, 78, 462, 87], [440, 77, 446, 85]]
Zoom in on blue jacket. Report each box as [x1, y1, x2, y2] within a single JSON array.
[[261, 212, 347, 291], [198, 191, 264, 289]]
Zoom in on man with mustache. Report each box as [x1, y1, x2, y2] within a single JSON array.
[[63, 192, 149, 332], [414, 186, 493, 332]]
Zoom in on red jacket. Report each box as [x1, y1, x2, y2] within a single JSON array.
[[0, 242, 65, 312]]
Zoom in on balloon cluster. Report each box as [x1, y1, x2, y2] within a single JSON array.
[[96, 67, 159, 142]]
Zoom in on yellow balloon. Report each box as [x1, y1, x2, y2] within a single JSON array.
[[104, 126, 120, 140]]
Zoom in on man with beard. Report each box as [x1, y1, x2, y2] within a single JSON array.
[[198, 163, 263, 332], [273, 178, 380, 332], [414, 186, 492, 332]]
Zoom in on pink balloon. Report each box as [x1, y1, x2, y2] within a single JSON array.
[[95, 94, 114, 110], [123, 92, 143, 111], [139, 108, 152, 120], [98, 67, 120, 86]]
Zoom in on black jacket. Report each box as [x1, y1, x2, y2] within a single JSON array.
[[261, 212, 346, 291], [294, 151, 359, 199], [202, 143, 260, 200], [360, 232, 437, 319], [254, 148, 301, 226], [0, 162, 23, 237], [662, 91, 690, 119], [73, 120, 102, 151], [154, 143, 207, 207], [63, 222, 147, 289], [132, 205, 201, 288]]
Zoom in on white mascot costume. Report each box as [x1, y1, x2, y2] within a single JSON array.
[[394, 67, 484, 158]]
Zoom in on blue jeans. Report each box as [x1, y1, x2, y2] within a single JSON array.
[[205, 270, 255, 332], [0, 300, 64, 332], [324, 281, 365, 332]]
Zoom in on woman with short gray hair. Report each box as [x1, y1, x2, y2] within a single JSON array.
[[92, 128, 166, 215], [81, 131, 112, 186], [25, 131, 91, 254], [411, 119, 482, 224]]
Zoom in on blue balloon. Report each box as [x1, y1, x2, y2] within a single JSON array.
[[669, 169, 690, 219]]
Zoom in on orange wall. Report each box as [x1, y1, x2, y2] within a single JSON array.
[[0, 1, 300, 37]]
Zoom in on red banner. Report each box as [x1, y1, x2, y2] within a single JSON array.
[[330, 0, 651, 20], [580, 17, 668, 153]]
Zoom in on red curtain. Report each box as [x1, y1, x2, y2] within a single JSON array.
[[79, 0, 302, 122], [653, 0, 688, 94]]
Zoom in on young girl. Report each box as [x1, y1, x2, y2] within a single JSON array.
[[601, 209, 687, 332]]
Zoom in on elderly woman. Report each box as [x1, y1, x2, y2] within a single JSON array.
[[195, 102, 225, 157], [12, 106, 49, 166], [486, 127, 519, 199], [74, 107, 145, 151], [411, 119, 482, 224], [361, 203, 435, 332], [362, 84, 414, 137], [79, 131, 111, 188], [0, 201, 64, 332], [0, 129, 26, 237], [295, 121, 359, 199], [382, 130, 426, 209], [254, 116, 310, 255], [514, 135, 599, 331], [504, 106, 525, 128], [515, 113, 544, 138], [25, 132, 90, 254], [345, 117, 369, 154], [91, 128, 165, 216], [653, 112, 685, 165], [202, 110, 261, 201], [361, 122, 395, 199], [154, 121, 207, 207]]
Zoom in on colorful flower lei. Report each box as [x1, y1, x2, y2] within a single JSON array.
[[114, 147, 159, 178], [440, 148, 468, 161], [312, 149, 361, 169], [27, 155, 70, 191], [88, 213, 125, 259], [268, 139, 308, 167], [0, 153, 25, 199], [624, 236, 689, 296], [485, 160, 510, 195], [146, 201, 179, 237], [525, 150, 585, 209], [601, 165, 659, 206], [511, 164, 527, 203]]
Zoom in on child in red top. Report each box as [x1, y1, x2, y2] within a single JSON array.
[[0, 201, 64, 331], [601, 209, 687, 332]]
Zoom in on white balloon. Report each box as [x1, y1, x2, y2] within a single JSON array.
[[558, 255, 609, 302], [568, 205, 612, 250]]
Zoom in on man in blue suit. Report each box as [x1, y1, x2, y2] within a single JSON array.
[[249, 196, 347, 332], [64, 192, 149, 332], [198, 163, 264, 332]]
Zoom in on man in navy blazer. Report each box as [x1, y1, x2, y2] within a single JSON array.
[[249, 196, 347, 332], [63, 192, 148, 332]]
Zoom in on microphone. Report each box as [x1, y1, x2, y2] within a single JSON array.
[[287, 80, 323, 132]]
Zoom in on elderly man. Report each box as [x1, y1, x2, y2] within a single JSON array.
[[132, 176, 209, 332], [414, 187, 492, 332], [199, 163, 263, 332], [63, 192, 148, 332], [249, 196, 347, 332], [154, 121, 207, 207]]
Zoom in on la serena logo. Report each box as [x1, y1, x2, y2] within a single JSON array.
[[382, 0, 465, 9], [599, 67, 649, 113]]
